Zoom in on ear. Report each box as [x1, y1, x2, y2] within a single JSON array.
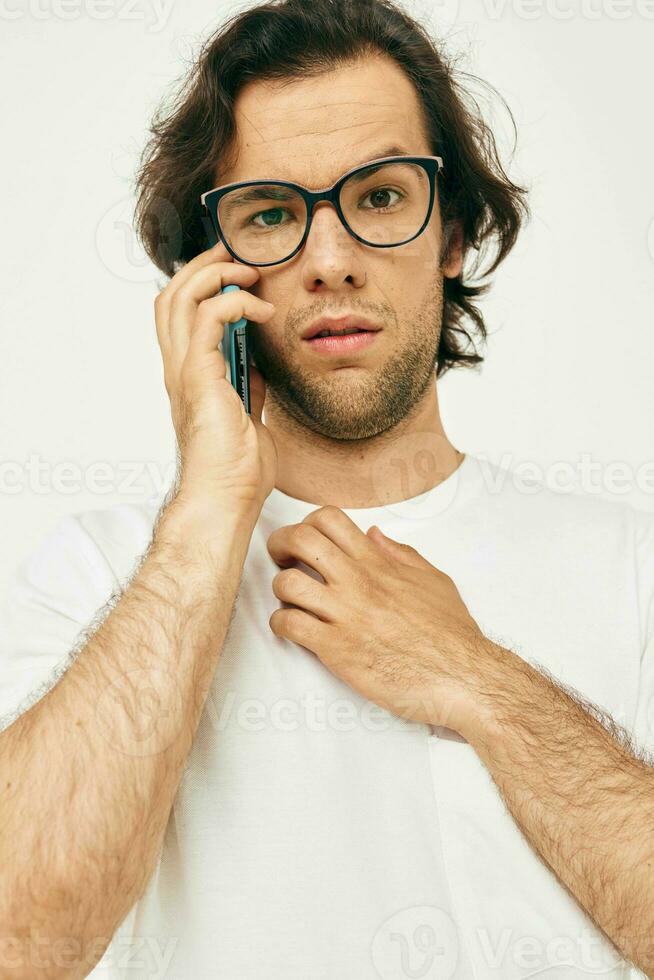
[[441, 219, 464, 279], [366, 525, 425, 568]]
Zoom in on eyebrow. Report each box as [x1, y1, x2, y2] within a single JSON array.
[[219, 144, 418, 214], [350, 144, 413, 169], [343, 145, 418, 185]]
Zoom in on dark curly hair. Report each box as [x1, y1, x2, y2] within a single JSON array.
[[133, 0, 530, 376]]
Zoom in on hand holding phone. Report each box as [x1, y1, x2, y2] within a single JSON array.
[[153, 242, 277, 519]]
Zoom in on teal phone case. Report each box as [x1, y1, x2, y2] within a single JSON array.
[[219, 283, 251, 414]]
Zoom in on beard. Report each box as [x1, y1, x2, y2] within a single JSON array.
[[247, 274, 444, 442]]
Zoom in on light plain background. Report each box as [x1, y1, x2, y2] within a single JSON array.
[[1, 0, 653, 598]]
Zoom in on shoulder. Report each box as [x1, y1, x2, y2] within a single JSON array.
[[469, 452, 653, 539], [72, 496, 166, 585], [469, 453, 654, 642], [0, 496, 167, 730], [11, 495, 166, 611]]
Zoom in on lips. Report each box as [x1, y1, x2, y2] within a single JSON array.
[[303, 330, 381, 356], [301, 315, 381, 340]]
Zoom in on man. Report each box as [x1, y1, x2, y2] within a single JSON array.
[[1, 0, 653, 978]]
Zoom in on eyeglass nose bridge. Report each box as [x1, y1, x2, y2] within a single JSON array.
[[201, 155, 443, 267], [300, 188, 357, 249]]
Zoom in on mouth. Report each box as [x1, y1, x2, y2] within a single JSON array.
[[302, 329, 380, 355], [301, 314, 382, 356], [301, 314, 382, 341]]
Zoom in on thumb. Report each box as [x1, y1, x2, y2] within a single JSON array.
[[367, 525, 421, 565], [366, 524, 407, 555]]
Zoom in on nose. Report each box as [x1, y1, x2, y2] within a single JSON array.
[[299, 201, 366, 292]]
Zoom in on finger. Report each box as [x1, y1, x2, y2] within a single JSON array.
[[269, 606, 328, 653], [159, 240, 237, 302], [366, 525, 429, 569], [266, 523, 348, 583], [271, 567, 337, 623], [154, 241, 239, 358], [153, 290, 173, 369], [300, 506, 378, 562], [185, 291, 274, 370], [168, 262, 262, 366]]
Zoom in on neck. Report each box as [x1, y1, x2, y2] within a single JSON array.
[[264, 382, 463, 509]]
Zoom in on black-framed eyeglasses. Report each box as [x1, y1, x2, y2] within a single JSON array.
[[200, 154, 444, 268]]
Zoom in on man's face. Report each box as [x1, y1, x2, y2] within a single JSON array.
[[216, 54, 461, 442]]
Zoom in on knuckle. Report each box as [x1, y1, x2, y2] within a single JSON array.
[[272, 569, 292, 595], [292, 523, 316, 546], [169, 282, 191, 313], [284, 568, 305, 590], [154, 291, 168, 319], [312, 505, 342, 527], [285, 607, 305, 632], [308, 506, 348, 539], [293, 571, 319, 602], [196, 296, 213, 317]]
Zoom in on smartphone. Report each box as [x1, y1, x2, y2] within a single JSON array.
[[219, 283, 251, 415], [202, 215, 252, 415]]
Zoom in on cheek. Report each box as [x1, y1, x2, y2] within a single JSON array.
[[256, 266, 295, 308], [417, 237, 444, 278], [376, 257, 438, 315], [380, 237, 441, 295]]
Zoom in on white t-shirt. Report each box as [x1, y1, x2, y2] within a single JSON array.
[[2, 452, 654, 980]]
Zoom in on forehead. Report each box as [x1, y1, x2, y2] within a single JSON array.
[[218, 54, 431, 188]]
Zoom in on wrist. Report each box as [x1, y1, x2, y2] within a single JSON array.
[[441, 635, 512, 748], [154, 491, 258, 564]]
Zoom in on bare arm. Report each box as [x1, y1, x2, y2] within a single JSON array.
[[0, 496, 255, 979], [0, 239, 278, 979], [257, 506, 654, 976], [463, 639, 654, 978]]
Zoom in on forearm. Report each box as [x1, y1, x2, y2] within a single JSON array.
[[461, 640, 654, 977], [0, 495, 256, 979]]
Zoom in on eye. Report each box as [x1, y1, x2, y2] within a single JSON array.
[[249, 208, 295, 228], [360, 187, 404, 210]]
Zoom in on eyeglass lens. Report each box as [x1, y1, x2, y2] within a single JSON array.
[[216, 160, 431, 264]]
